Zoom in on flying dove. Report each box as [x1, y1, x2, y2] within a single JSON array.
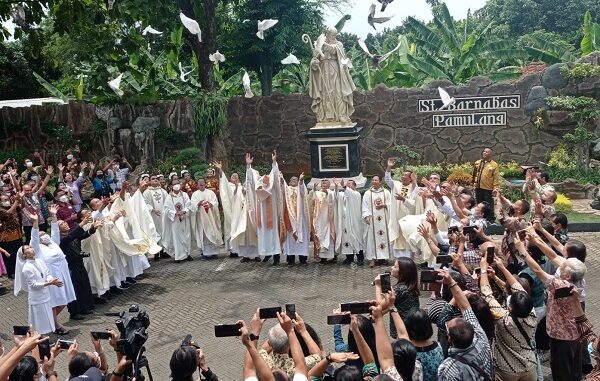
[[377, 0, 394, 12], [242, 71, 254, 98], [142, 25, 163, 35], [180, 12, 202, 42], [357, 38, 402, 70], [438, 87, 456, 110], [179, 62, 194, 82], [107, 73, 124, 97], [281, 53, 300, 65], [209, 51, 225, 64], [368, 3, 392, 30], [334, 14, 351, 31], [256, 19, 278, 40]]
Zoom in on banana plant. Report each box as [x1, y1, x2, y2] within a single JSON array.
[[581, 11, 600, 56]]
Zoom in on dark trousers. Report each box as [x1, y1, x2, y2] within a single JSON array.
[[475, 188, 495, 220], [286, 255, 307, 264], [345, 251, 365, 263], [535, 316, 550, 350], [549, 337, 583, 381], [0, 238, 22, 277], [23, 223, 48, 244]]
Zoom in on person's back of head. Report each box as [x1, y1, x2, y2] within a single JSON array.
[[269, 324, 289, 354], [333, 365, 362, 381], [169, 346, 198, 381], [9, 355, 38, 381], [565, 239, 586, 262], [297, 323, 322, 356], [448, 318, 475, 350], [392, 339, 417, 381], [69, 352, 94, 377], [551, 213, 568, 230], [373, 375, 394, 381], [347, 315, 378, 368], [509, 291, 534, 319], [405, 308, 433, 341], [563, 257, 587, 282], [272, 369, 291, 381], [467, 293, 495, 342]]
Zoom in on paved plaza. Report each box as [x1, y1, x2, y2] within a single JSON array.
[[1, 232, 600, 380]]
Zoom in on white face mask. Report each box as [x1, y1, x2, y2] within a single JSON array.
[[172, 184, 181, 192], [59, 195, 69, 203], [40, 235, 52, 245], [26, 162, 33, 168], [1, 201, 10, 207], [67, 154, 73, 160]]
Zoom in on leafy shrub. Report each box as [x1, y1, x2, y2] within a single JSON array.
[[499, 161, 523, 179], [230, 162, 273, 180], [0, 149, 29, 166], [447, 170, 472, 186], [500, 183, 525, 201], [561, 63, 600, 79], [173, 147, 203, 166], [446, 163, 473, 175], [190, 163, 211, 180], [554, 193, 573, 213], [547, 143, 576, 169], [548, 168, 600, 185]]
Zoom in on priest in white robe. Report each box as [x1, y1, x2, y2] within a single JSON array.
[[163, 179, 193, 262], [312, 178, 336, 263], [80, 202, 113, 298], [362, 175, 392, 267], [335, 179, 364, 265], [245, 152, 282, 265], [384, 158, 419, 258], [143, 174, 169, 259], [281, 173, 309, 265], [215, 161, 258, 262], [190, 178, 223, 258]]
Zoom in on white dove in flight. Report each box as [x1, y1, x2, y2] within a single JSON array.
[[438, 87, 456, 110], [209, 51, 225, 64], [180, 12, 201, 42], [108, 73, 124, 97], [243, 71, 254, 98], [179, 62, 194, 82], [142, 25, 163, 35], [256, 19, 278, 40], [281, 53, 300, 65]]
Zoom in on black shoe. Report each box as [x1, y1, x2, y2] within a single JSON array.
[[94, 296, 108, 304], [109, 286, 123, 295], [287, 262, 295, 267], [0, 286, 7, 295], [330, 257, 337, 263], [153, 254, 160, 262], [120, 282, 130, 289], [126, 277, 137, 284], [254, 258, 261, 262], [229, 252, 239, 258], [185, 255, 194, 261], [240, 257, 251, 263], [160, 252, 171, 259], [357, 260, 365, 266], [262, 257, 270, 263], [81, 309, 93, 315], [8, 274, 14, 279], [70, 314, 85, 321], [54, 327, 70, 335], [299, 259, 308, 265], [320, 259, 328, 264], [342, 258, 354, 264]]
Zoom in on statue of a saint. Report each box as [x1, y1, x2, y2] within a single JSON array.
[[304, 27, 356, 128]]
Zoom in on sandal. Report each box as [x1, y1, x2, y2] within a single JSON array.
[[54, 327, 70, 335]]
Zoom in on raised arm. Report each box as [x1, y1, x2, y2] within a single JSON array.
[[36, 166, 54, 195], [240, 320, 275, 381], [278, 311, 307, 377], [371, 298, 395, 371], [439, 270, 470, 312], [514, 235, 548, 283]]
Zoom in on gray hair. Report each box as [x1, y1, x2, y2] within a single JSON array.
[[564, 258, 586, 282], [268, 324, 289, 354]]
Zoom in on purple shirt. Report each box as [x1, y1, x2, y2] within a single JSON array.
[[64, 176, 84, 212]]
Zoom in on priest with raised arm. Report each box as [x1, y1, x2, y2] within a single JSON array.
[[245, 151, 282, 265], [143, 174, 169, 260], [163, 178, 193, 262], [281, 173, 309, 265], [335, 179, 364, 265], [215, 161, 258, 262], [384, 158, 419, 258], [312, 178, 336, 264], [362, 175, 392, 267], [190, 178, 223, 259]]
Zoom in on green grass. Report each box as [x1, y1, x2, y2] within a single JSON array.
[[565, 210, 599, 223]]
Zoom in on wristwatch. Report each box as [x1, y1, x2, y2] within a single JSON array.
[[390, 307, 398, 313], [325, 353, 333, 363], [249, 333, 259, 341], [112, 370, 125, 377]]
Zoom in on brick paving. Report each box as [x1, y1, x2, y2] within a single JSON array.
[[1, 233, 599, 380]]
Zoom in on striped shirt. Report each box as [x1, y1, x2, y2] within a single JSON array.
[[481, 283, 537, 373]]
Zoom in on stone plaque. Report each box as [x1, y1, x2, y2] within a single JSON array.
[[319, 144, 349, 172]]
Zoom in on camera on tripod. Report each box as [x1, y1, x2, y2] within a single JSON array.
[[112, 305, 152, 381]]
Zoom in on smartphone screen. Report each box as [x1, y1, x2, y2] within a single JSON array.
[[38, 339, 51, 360], [436, 255, 452, 264], [13, 326, 30, 335], [58, 340, 74, 350], [486, 247, 495, 265], [420, 270, 441, 283], [554, 287, 574, 299], [327, 314, 351, 325], [214, 323, 242, 337], [285, 304, 296, 320], [380, 273, 392, 293], [340, 302, 372, 315], [91, 331, 112, 340], [259, 307, 282, 319], [463, 225, 475, 235], [517, 230, 527, 241]]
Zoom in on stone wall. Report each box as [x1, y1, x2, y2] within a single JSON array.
[[227, 62, 600, 175], [0, 59, 598, 176]]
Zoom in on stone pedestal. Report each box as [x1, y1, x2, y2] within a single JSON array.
[[305, 126, 363, 178]]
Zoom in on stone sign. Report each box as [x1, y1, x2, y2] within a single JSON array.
[[319, 144, 349, 172], [419, 94, 520, 128]]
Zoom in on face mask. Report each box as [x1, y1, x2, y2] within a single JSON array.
[[67, 155, 73, 160], [26, 162, 33, 168], [1, 201, 10, 207], [172, 184, 181, 192], [97, 174, 104, 179], [508, 206, 515, 216], [31, 176, 38, 181], [59, 195, 69, 203], [40, 235, 52, 245]]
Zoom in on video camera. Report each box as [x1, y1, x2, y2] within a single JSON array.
[[110, 305, 152, 381]]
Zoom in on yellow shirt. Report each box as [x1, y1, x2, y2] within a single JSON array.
[[472, 159, 499, 190]]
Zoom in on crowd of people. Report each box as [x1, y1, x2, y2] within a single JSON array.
[[0, 145, 597, 381]]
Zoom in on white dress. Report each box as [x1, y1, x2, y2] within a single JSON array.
[[163, 192, 193, 260], [32, 225, 76, 307], [21, 259, 56, 334], [362, 187, 392, 261]]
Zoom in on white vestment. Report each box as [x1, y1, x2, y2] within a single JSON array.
[[384, 173, 419, 257], [362, 187, 392, 261], [17, 259, 56, 334], [282, 180, 309, 257], [190, 189, 223, 256], [220, 173, 258, 258], [143, 186, 168, 245], [246, 163, 282, 257], [81, 211, 113, 296], [32, 225, 76, 307], [312, 189, 336, 259], [335, 187, 363, 255], [163, 191, 192, 260]]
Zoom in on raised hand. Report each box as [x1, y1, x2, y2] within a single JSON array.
[[417, 224, 429, 238], [299, 172, 304, 181], [80, 162, 88, 170], [57, 163, 64, 172], [48, 204, 58, 216], [425, 210, 437, 226], [272, 150, 277, 163], [387, 157, 396, 168], [245, 153, 253, 165], [45, 166, 54, 175], [89, 162, 96, 170], [276, 311, 293, 334], [292, 312, 306, 333], [26, 211, 38, 222], [329, 352, 360, 363], [212, 160, 222, 170]]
